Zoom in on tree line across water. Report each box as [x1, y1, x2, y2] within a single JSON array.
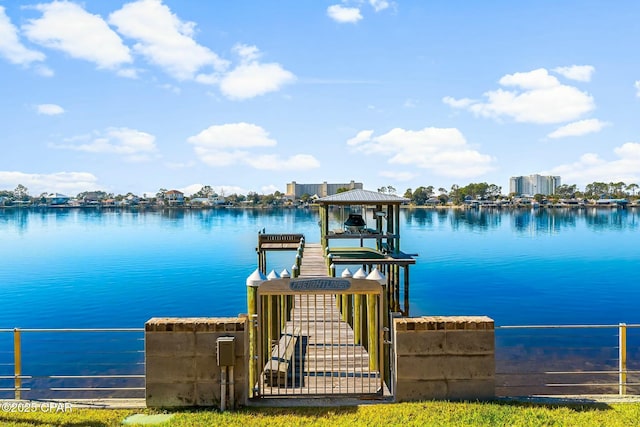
[[1, 181, 639, 207], [395, 181, 639, 205]]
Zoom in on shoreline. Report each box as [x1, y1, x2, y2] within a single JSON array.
[[1, 203, 639, 211]]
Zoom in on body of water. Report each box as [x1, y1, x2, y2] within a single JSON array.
[[1, 207, 639, 328], [2, 206, 640, 398]]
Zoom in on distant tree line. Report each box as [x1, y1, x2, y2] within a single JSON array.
[[395, 181, 640, 206], [1, 180, 639, 208], [400, 182, 503, 205]]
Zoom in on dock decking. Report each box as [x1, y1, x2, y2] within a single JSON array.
[[259, 243, 385, 397], [260, 293, 382, 396], [298, 243, 328, 278]]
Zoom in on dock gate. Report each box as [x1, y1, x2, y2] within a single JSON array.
[[247, 275, 392, 399]]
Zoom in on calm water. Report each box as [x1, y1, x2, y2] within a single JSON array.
[[1, 207, 640, 328]]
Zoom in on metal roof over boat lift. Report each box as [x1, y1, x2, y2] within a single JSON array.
[[316, 189, 409, 205]]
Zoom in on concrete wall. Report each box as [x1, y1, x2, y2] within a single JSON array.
[[145, 317, 248, 408], [394, 316, 495, 401]]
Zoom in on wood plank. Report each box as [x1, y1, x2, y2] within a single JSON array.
[[260, 293, 384, 397], [264, 327, 300, 387], [298, 243, 328, 278]]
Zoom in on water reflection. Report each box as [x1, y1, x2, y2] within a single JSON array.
[[511, 209, 577, 235], [401, 206, 640, 234], [2, 206, 639, 237], [403, 208, 434, 227], [585, 207, 638, 231], [0, 208, 29, 233], [450, 208, 502, 232]]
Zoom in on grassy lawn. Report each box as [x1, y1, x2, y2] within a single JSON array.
[[2, 401, 640, 427]]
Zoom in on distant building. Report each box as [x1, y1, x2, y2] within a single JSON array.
[[46, 193, 70, 205], [164, 190, 185, 205], [286, 180, 363, 199], [509, 175, 561, 196]]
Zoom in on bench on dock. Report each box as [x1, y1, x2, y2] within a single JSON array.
[[263, 326, 301, 387], [258, 233, 304, 251]]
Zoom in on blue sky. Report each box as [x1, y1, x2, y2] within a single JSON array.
[[2, 0, 640, 197]]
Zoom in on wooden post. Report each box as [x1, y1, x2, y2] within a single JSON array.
[[367, 294, 378, 370], [14, 328, 21, 400], [394, 204, 400, 251], [246, 271, 263, 398], [361, 294, 368, 350], [353, 294, 361, 344], [280, 295, 286, 329], [341, 291, 348, 322], [404, 265, 410, 317], [266, 296, 274, 358], [381, 282, 390, 387], [387, 204, 394, 252], [620, 323, 627, 395]]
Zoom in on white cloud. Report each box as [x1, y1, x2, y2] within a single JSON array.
[[23, 1, 131, 70], [188, 122, 319, 170], [50, 127, 157, 162], [109, 0, 228, 80], [635, 81, 640, 97], [0, 6, 46, 66], [499, 68, 560, 89], [220, 61, 295, 100], [0, 171, 100, 195], [442, 96, 475, 108], [178, 183, 206, 196], [553, 65, 595, 82], [347, 127, 495, 178], [327, 5, 363, 23], [188, 122, 277, 149], [547, 119, 609, 139], [369, 0, 391, 12], [218, 45, 295, 100], [444, 68, 595, 124], [36, 103, 64, 115], [233, 43, 261, 62], [347, 130, 374, 146], [547, 142, 640, 186]]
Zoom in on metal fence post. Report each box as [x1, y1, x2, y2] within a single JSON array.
[[14, 328, 21, 400], [619, 323, 627, 395]]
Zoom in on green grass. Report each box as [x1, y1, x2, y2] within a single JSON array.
[[2, 401, 640, 427]]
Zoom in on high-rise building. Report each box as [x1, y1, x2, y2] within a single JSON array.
[[286, 180, 363, 198], [509, 175, 561, 196]]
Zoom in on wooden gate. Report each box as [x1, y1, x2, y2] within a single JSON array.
[[248, 277, 387, 398]]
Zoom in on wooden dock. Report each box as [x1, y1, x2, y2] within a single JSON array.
[[260, 293, 382, 396], [259, 242, 384, 397], [298, 243, 328, 278]]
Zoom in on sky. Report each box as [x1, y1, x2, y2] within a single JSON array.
[[2, 0, 640, 197]]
